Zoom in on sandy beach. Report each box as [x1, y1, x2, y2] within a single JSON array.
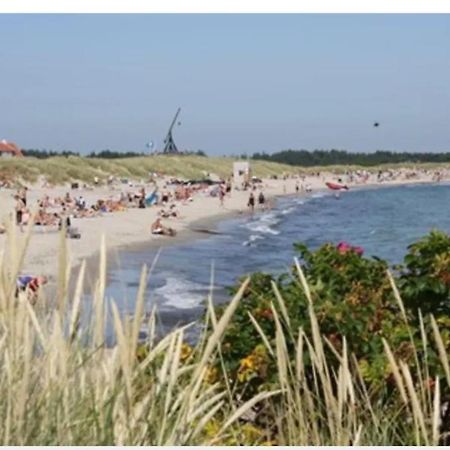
[[0, 168, 447, 288]]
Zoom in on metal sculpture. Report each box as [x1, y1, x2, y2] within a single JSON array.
[[162, 108, 181, 154]]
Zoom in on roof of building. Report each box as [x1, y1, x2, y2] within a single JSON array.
[[0, 140, 24, 157]]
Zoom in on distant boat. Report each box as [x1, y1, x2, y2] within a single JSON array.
[[326, 181, 349, 191]]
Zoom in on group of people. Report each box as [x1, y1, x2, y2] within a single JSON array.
[[247, 190, 267, 213]]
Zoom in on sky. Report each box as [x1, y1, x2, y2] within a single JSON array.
[[0, 14, 449, 155]]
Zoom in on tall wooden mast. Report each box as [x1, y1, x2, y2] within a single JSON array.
[[162, 108, 181, 154]]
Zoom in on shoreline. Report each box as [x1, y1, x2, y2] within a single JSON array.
[[76, 207, 245, 292], [77, 177, 448, 294], [1, 172, 448, 296]]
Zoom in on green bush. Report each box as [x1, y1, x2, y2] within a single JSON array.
[[398, 230, 450, 318], [213, 231, 450, 400]]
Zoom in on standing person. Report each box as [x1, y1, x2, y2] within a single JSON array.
[[15, 195, 26, 232], [258, 191, 266, 210], [19, 187, 27, 207], [247, 192, 255, 213], [295, 182, 300, 194], [219, 184, 225, 207], [138, 187, 146, 209]]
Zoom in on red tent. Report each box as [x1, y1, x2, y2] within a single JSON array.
[[0, 140, 24, 157]]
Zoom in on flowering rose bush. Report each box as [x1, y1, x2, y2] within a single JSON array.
[[210, 231, 450, 401]]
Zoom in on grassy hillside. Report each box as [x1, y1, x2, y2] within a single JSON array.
[[1, 155, 448, 186], [0, 155, 300, 186]]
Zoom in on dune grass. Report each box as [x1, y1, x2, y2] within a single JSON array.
[[0, 221, 448, 444], [2, 155, 449, 187], [0, 155, 300, 186]]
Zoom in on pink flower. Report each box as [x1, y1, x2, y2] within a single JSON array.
[[337, 242, 352, 254], [353, 246, 364, 256], [336, 242, 364, 255]]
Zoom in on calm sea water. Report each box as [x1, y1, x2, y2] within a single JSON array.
[[104, 183, 450, 341]]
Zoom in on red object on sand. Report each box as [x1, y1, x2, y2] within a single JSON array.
[[326, 182, 349, 191]]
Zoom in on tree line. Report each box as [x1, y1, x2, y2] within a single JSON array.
[[21, 148, 450, 165], [250, 149, 450, 166], [22, 149, 207, 159]]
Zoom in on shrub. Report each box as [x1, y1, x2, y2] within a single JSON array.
[[214, 232, 450, 401], [397, 230, 450, 318]]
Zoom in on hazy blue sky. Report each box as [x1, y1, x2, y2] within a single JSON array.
[[0, 14, 449, 155]]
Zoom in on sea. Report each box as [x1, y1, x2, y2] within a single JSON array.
[[102, 182, 450, 343]]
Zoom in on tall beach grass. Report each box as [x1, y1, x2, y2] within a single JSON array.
[[0, 221, 448, 444]]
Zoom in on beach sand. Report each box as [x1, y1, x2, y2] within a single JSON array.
[[0, 169, 444, 290]]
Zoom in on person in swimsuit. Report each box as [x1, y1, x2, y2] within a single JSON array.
[[258, 191, 265, 209], [151, 218, 163, 234], [151, 218, 176, 236], [248, 192, 255, 213], [219, 184, 225, 206], [15, 195, 26, 231]]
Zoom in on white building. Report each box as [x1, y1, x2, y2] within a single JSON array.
[[233, 161, 251, 186]]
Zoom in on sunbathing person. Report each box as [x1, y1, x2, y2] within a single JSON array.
[[34, 209, 58, 226], [158, 205, 179, 219], [16, 275, 48, 305], [151, 218, 176, 236], [78, 207, 99, 218]]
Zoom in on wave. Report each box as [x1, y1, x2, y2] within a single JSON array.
[[243, 211, 282, 235], [245, 223, 280, 235], [311, 192, 327, 199], [154, 276, 208, 310], [281, 206, 296, 215], [242, 234, 264, 246]]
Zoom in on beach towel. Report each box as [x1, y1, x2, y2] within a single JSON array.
[[145, 191, 158, 205]]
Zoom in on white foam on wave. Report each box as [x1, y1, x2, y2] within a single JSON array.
[[244, 211, 282, 236], [311, 192, 327, 199], [242, 234, 264, 246], [154, 276, 207, 309], [248, 224, 280, 235], [281, 206, 296, 215]]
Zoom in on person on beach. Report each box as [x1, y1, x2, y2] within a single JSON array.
[[15, 194, 26, 231], [219, 184, 225, 206], [18, 187, 28, 207], [159, 204, 179, 218], [138, 188, 146, 208], [295, 182, 299, 194], [151, 218, 176, 237], [161, 190, 170, 204], [16, 275, 48, 305], [248, 192, 255, 213], [258, 191, 266, 210]]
